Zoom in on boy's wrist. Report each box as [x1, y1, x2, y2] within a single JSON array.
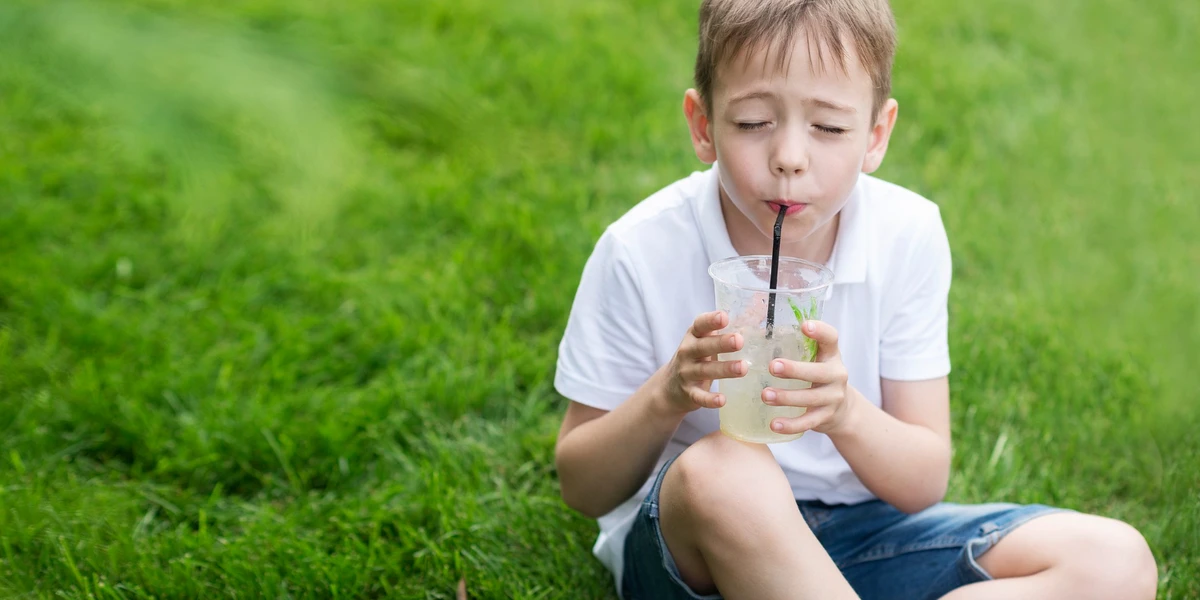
[[644, 367, 690, 423], [826, 385, 871, 440]]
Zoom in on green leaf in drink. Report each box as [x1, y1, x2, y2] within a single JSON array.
[[787, 297, 819, 361]]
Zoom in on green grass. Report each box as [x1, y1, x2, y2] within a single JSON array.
[[0, 0, 1196, 597]]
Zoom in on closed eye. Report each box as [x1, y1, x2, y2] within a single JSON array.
[[814, 124, 848, 135], [737, 122, 769, 131]]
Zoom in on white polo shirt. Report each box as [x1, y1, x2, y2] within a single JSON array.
[[554, 164, 952, 588]]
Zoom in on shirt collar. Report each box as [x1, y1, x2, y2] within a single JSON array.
[[827, 176, 868, 285], [695, 165, 738, 266], [695, 164, 868, 285]]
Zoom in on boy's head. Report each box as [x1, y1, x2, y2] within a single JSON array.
[[684, 0, 900, 252]]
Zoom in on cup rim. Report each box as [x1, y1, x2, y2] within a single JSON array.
[[707, 255, 835, 294]]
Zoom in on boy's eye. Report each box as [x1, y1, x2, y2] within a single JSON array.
[[814, 124, 848, 135], [736, 122, 769, 131]]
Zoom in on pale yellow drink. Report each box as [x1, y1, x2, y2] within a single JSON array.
[[708, 255, 833, 445], [718, 325, 812, 444]]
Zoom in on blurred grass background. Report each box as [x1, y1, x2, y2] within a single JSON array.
[[0, 0, 1196, 598]]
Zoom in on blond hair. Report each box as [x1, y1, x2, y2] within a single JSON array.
[[694, 0, 897, 119]]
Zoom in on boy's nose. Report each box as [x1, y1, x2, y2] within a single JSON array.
[[770, 133, 809, 176], [773, 162, 806, 176]]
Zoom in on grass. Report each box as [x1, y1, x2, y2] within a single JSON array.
[[0, 0, 1196, 597]]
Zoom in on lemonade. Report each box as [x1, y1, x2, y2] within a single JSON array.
[[718, 324, 812, 444], [708, 254, 833, 445]]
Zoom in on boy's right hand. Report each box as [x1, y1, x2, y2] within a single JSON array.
[[659, 310, 747, 416]]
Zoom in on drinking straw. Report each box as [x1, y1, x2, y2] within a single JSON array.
[[765, 204, 788, 339]]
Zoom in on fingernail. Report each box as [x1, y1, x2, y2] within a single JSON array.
[[771, 421, 783, 432], [805, 320, 816, 334], [736, 360, 747, 375], [715, 395, 725, 407], [771, 360, 783, 374], [763, 389, 777, 403]]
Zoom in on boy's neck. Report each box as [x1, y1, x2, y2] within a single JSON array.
[[719, 186, 840, 265]]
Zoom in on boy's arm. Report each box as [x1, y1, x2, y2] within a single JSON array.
[[826, 206, 953, 512], [555, 310, 746, 519], [764, 321, 951, 514], [554, 369, 685, 519], [827, 377, 951, 513]]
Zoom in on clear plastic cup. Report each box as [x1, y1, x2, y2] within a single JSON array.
[[708, 256, 835, 444]]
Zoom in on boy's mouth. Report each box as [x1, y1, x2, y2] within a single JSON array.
[[766, 200, 808, 216]]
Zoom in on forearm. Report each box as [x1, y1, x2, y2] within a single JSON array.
[[555, 368, 685, 518], [828, 386, 951, 513]]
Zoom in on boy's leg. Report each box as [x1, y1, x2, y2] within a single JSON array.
[[940, 512, 1157, 600], [657, 431, 859, 600]]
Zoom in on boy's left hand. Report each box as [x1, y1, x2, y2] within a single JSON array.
[[762, 320, 859, 436]]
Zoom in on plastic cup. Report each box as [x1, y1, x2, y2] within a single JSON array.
[[707, 256, 835, 444]]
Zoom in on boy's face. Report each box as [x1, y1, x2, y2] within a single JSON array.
[[685, 32, 898, 253]]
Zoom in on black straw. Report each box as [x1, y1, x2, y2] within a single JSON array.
[[765, 205, 787, 339]]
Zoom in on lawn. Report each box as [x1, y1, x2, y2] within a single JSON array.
[[0, 0, 1197, 598]]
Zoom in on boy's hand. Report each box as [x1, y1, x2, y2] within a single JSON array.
[[659, 310, 747, 416], [762, 320, 859, 435]]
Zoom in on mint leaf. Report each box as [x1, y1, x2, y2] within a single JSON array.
[[787, 297, 819, 361]]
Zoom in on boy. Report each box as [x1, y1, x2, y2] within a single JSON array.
[[552, 1, 1157, 599]]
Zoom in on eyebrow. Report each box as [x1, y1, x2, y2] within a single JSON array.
[[726, 90, 857, 114], [726, 90, 777, 105], [806, 98, 857, 114]]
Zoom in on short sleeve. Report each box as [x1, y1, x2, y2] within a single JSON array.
[[878, 209, 953, 381], [554, 231, 657, 410]]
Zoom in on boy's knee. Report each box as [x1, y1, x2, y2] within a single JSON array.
[[1048, 517, 1157, 600], [1084, 520, 1158, 599], [665, 432, 791, 521]]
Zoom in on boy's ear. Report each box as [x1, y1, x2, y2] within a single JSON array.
[[684, 89, 717, 164], [862, 98, 899, 174]]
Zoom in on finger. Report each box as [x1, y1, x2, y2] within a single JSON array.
[[688, 387, 726, 410], [770, 408, 827, 435], [767, 358, 834, 384], [762, 386, 832, 408], [689, 331, 743, 359], [686, 358, 747, 382], [802, 320, 840, 362], [690, 310, 729, 338]]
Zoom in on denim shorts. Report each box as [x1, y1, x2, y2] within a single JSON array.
[[621, 455, 1067, 600]]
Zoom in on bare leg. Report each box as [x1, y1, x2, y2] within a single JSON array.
[[658, 431, 859, 600], [940, 512, 1157, 600]]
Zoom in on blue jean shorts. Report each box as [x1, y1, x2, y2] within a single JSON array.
[[621, 455, 1066, 600]]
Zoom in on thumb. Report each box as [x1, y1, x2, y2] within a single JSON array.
[[803, 320, 839, 362]]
